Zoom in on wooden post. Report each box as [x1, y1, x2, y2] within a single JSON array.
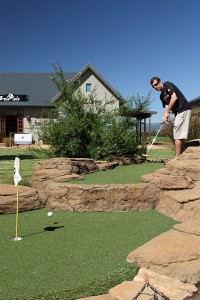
[[142, 132, 146, 148]]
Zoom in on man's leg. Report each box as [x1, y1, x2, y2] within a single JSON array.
[[173, 110, 191, 159], [175, 139, 182, 158], [181, 139, 187, 153]]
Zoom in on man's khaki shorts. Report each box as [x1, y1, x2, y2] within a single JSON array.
[[173, 110, 191, 140]]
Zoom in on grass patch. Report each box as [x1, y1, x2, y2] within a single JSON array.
[[1, 209, 178, 300], [146, 148, 174, 159], [0, 148, 49, 185], [67, 163, 166, 184]]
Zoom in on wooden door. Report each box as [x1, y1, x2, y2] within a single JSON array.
[[0, 116, 6, 143]]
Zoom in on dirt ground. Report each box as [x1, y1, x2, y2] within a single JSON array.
[[0, 143, 50, 149]]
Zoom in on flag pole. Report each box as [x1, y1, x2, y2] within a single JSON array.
[[13, 156, 23, 241], [15, 185, 19, 240]]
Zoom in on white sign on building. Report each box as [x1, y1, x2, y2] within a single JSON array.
[[14, 134, 32, 145]]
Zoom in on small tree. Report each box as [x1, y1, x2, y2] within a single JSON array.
[[36, 64, 152, 160]]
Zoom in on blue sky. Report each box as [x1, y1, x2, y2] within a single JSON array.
[[1, 0, 200, 122]]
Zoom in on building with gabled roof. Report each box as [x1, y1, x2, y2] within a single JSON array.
[[0, 64, 122, 144], [0, 64, 156, 145]]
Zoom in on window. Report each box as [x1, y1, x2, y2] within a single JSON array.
[[17, 117, 23, 133], [86, 83, 92, 93]]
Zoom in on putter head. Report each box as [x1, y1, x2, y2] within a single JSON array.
[[142, 154, 149, 157]]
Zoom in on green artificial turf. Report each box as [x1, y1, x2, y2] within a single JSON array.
[[67, 163, 166, 184], [1, 209, 178, 300], [146, 148, 174, 159], [0, 148, 48, 186]]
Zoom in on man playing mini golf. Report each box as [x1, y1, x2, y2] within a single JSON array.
[[150, 77, 191, 159]]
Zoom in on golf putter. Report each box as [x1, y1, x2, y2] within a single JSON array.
[[142, 124, 163, 157]]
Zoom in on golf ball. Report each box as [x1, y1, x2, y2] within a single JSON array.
[[47, 212, 53, 217]]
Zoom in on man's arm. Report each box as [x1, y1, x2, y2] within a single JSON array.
[[162, 92, 177, 123]]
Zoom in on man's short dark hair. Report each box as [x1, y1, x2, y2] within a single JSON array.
[[150, 77, 161, 85]]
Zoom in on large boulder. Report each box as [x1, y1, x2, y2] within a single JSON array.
[[127, 220, 200, 284], [31, 158, 118, 190], [166, 159, 200, 181], [44, 182, 161, 212], [156, 181, 200, 221], [162, 147, 200, 181], [109, 268, 197, 300], [141, 173, 194, 190], [139, 147, 200, 222], [0, 184, 41, 214]]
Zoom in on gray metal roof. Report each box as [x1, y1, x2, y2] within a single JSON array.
[[0, 64, 123, 108], [0, 72, 77, 107], [189, 96, 200, 107]]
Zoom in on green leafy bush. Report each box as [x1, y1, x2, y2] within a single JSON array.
[[34, 64, 151, 160], [3, 137, 10, 147]]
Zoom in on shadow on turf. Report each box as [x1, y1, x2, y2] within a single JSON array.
[[0, 154, 34, 160], [44, 225, 65, 231], [22, 224, 64, 238]]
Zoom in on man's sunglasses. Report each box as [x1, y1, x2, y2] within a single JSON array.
[[152, 81, 160, 88]]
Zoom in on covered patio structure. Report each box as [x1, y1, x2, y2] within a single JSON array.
[[135, 110, 157, 145]]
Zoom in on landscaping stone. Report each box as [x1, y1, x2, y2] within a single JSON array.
[[141, 173, 193, 190], [0, 184, 41, 214], [109, 268, 197, 300], [31, 158, 118, 189], [95, 160, 119, 171], [45, 182, 161, 212], [166, 159, 200, 181], [173, 219, 200, 236], [127, 223, 200, 284], [156, 181, 200, 221]]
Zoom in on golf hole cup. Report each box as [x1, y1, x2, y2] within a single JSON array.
[[47, 211, 53, 217]]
